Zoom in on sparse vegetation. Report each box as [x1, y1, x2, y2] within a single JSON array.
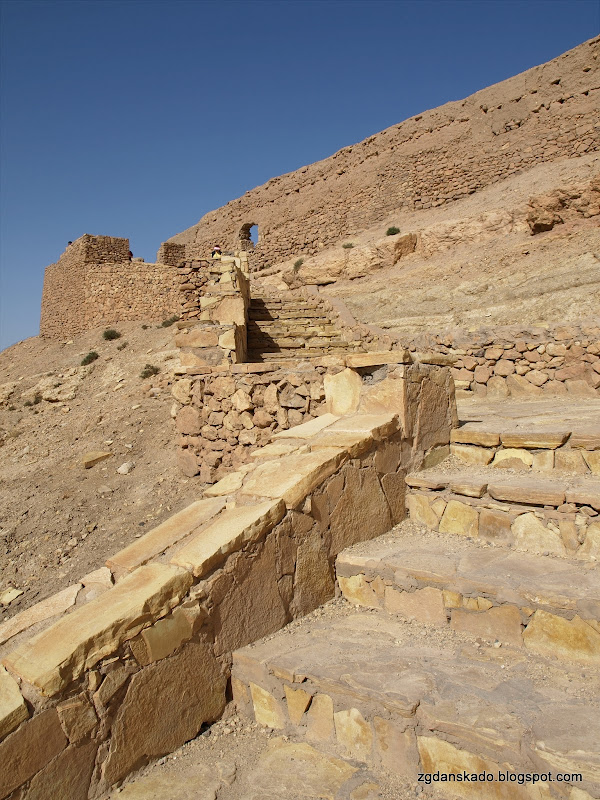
[[141, 324, 149, 330], [161, 315, 180, 328], [386, 226, 400, 236], [342, 243, 354, 249], [103, 328, 122, 340], [293, 258, 304, 271], [81, 351, 99, 366], [117, 341, 128, 351], [140, 364, 160, 379]]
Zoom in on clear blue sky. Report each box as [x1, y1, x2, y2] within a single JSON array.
[[1, 0, 598, 350]]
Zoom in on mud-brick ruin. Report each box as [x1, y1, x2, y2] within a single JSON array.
[[2, 36, 600, 800]]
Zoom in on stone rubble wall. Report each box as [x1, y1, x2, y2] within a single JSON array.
[[40, 235, 181, 338], [406, 463, 600, 563], [406, 321, 600, 399], [166, 37, 600, 269], [0, 364, 456, 799]]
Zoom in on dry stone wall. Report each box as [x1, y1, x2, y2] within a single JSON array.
[[0, 364, 456, 799], [40, 235, 181, 338], [167, 37, 600, 268], [402, 321, 600, 399]]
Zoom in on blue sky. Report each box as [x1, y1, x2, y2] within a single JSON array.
[[1, 0, 598, 350]]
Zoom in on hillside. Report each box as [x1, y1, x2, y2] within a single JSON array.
[[0, 322, 196, 618]]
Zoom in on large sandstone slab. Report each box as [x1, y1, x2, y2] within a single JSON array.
[[499, 431, 569, 449], [488, 478, 566, 506], [345, 351, 411, 367], [0, 583, 81, 645], [170, 500, 286, 577], [3, 564, 192, 696], [451, 429, 500, 447], [324, 368, 362, 414], [327, 412, 400, 440], [239, 449, 347, 508], [104, 643, 226, 785], [0, 708, 67, 798], [271, 413, 339, 440], [310, 430, 374, 458], [0, 665, 28, 741], [107, 498, 227, 575], [523, 610, 600, 665]]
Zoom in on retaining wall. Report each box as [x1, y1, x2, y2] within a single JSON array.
[[0, 363, 456, 799]]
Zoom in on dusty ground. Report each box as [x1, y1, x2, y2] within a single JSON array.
[[0, 321, 205, 620]]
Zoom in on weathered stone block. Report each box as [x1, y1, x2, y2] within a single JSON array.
[[451, 429, 500, 447], [284, 685, 311, 725], [250, 683, 286, 729], [171, 499, 286, 577], [0, 708, 67, 798], [334, 707, 373, 761], [103, 643, 226, 785], [439, 500, 479, 537], [56, 693, 97, 743], [0, 665, 28, 741], [478, 508, 514, 545], [306, 693, 335, 741], [512, 513, 566, 557], [324, 368, 362, 414], [107, 497, 226, 574], [26, 739, 97, 800], [240, 449, 346, 509], [500, 432, 568, 449], [451, 443, 495, 465], [338, 574, 381, 609], [492, 448, 533, 467], [329, 466, 392, 554], [407, 493, 440, 528], [523, 610, 600, 665], [3, 563, 192, 696], [374, 716, 418, 777], [384, 586, 447, 625], [450, 606, 523, 647]]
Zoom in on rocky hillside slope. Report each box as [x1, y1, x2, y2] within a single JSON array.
[[0, 322, 196, 620], [255, 153, 600, 339]]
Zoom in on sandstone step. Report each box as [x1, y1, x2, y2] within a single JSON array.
[[232, 609, 600, 799], [450, 422, 600, 476], [336, 532, 600, 664], [405, 466, 600, 562]]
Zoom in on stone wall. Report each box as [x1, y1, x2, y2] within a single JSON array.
[[40, 235, 182, 338], [0, 364, 456, 799], [402, 321, 600, 399], [166, 37, 600, 268]]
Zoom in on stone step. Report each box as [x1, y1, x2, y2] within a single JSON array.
[[336, 529, 600, 664], [450, 422, 599, 476], [232, 609, 600, 799], [405, 466, 600, 562]]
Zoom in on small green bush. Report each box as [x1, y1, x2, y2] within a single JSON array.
[[161, 315, 180, 328], [81, 351, 99, 366], [140, 364, 160, 379], [293, 258, 304, 271], [103, 328, 121, 340], [342, 243, 354, 249], [386, 226, 400, 236], [117, 341, 128, 351], [141, 324, 149, 330]]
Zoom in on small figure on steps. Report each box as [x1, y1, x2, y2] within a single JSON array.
[[211, 244, 222, 259]]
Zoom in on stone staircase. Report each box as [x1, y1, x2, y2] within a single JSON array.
[[231, 411, 600, 799], [247, 293, 362, 361]]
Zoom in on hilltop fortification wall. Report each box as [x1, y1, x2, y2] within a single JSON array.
[[166, 37, 600, 268], [40, 235, 181, 338]]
